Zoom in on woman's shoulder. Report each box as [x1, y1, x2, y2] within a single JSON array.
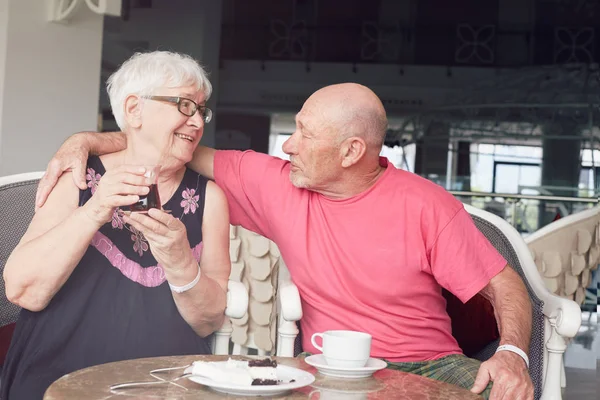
[[205, 180, 227, 204]]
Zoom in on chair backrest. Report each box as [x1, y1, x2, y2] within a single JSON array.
[[524, 206, 600, 305], [464, 204, 545, 400], [0, 172, 44, 328], [228, 225, 282, 356]]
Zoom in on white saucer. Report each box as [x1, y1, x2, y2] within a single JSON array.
[[304, 355, 387, 379]]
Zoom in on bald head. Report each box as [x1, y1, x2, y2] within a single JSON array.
[[305, 83, 388, 150], [284, 83, 388, 195]]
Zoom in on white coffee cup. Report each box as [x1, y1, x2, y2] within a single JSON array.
[[310, 330, 371, 368]]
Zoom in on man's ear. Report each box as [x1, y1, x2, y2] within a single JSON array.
[[124, 95, 142, 129], [340, 137, 367, 168]]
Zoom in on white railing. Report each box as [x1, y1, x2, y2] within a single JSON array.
[[450, 191, 598, 233], [451, 191, 599, 203]]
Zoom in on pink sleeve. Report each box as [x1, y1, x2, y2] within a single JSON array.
[[429, 208, 507, 303], [213, 150, 292, 239]]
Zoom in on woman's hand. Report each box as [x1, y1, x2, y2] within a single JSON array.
[[83, 165, 152, 227], [122, 208, 195, 278]]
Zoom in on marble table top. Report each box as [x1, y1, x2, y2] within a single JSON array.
[[44, 355, 482, 399]]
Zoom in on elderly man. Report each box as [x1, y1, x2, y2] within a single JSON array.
[[37, 83, 533, 399]]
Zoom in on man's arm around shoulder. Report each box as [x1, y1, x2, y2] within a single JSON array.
[[189, 146, 217, 180], [36, 131, 127, 208]]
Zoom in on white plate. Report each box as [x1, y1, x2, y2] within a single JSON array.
[[304, 355, 387, 379], [184, 363, 315, 397]]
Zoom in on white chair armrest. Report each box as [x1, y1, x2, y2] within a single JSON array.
[[540, 295, 582, 339], [213, 319, 233, 355], [279, 280, 303, 322], [225, 280, 248, 319], [276, 264, 302, 357]]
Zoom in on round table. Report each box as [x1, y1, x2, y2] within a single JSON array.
[[44, 355, 482, 399]]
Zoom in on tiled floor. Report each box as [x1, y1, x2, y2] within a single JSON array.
[[564, 366, 596, 400], [563, 311, 597, 400]]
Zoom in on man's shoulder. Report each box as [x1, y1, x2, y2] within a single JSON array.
[[388, 168, 458, 200], [383, 167, 464, 221]]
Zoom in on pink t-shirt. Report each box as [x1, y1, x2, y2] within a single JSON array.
[[214, 150, 507, 362]]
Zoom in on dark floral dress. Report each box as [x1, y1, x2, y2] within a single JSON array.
[[1, 156, 213, 400]]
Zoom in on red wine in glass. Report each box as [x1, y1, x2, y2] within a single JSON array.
[[128, 184, 161, 212]]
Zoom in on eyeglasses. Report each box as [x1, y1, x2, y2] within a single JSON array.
[[142, 95, 213, 123]]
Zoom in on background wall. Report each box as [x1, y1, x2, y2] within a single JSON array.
[[0, 0, 223, 176], [0, 0, 10, 148], [0, 0, 104, 175]]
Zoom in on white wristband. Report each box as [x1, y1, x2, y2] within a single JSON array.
[[168, 264, 201, 294], [496, 344, 529, 368]]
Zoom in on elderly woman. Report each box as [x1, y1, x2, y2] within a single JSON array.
[[1, 51, 231, 399]]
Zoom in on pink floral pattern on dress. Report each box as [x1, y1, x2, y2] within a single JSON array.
[[91, 231, 204, 287], [180, 188, 200, 214], [130, 226, 149, 256], [86, 168, 101, 194], [111, 209, 124, 230]]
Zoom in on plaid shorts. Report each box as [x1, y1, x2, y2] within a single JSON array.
[[298, 352, 492, 399], [385, 354, 493, 399]]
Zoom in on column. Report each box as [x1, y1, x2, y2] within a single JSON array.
[[414, 121, 449, 186], [539, 122, 582, 226], [455, 141, 471, 192], [0, 0, 105, 175], [99, 0, 223, 147]]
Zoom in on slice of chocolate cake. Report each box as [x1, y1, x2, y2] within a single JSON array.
[[248, 358, 278, 384], [192, 358, 286, 386]]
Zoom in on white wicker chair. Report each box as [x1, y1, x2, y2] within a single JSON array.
[[464, 204, 582, 400], [0, 171, 247, 357]]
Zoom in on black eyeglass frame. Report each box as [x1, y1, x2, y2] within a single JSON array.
[[142, 95, 213, 123]]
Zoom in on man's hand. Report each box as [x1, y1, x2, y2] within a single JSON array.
[[471, 351, 534, 400], [36, 133, 91, 209], [36, 131, 127, 209]]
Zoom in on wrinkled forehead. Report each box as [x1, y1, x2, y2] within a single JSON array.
[[299, 95, 349, 133], [297, 95, 331, 124]]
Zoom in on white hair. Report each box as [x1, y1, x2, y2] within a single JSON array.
[[106, 51, 212, 130]]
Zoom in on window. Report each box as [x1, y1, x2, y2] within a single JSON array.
[[493, 162, 542, 194], [470, 144, 542, 193], [579, 166, 598, 196]]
